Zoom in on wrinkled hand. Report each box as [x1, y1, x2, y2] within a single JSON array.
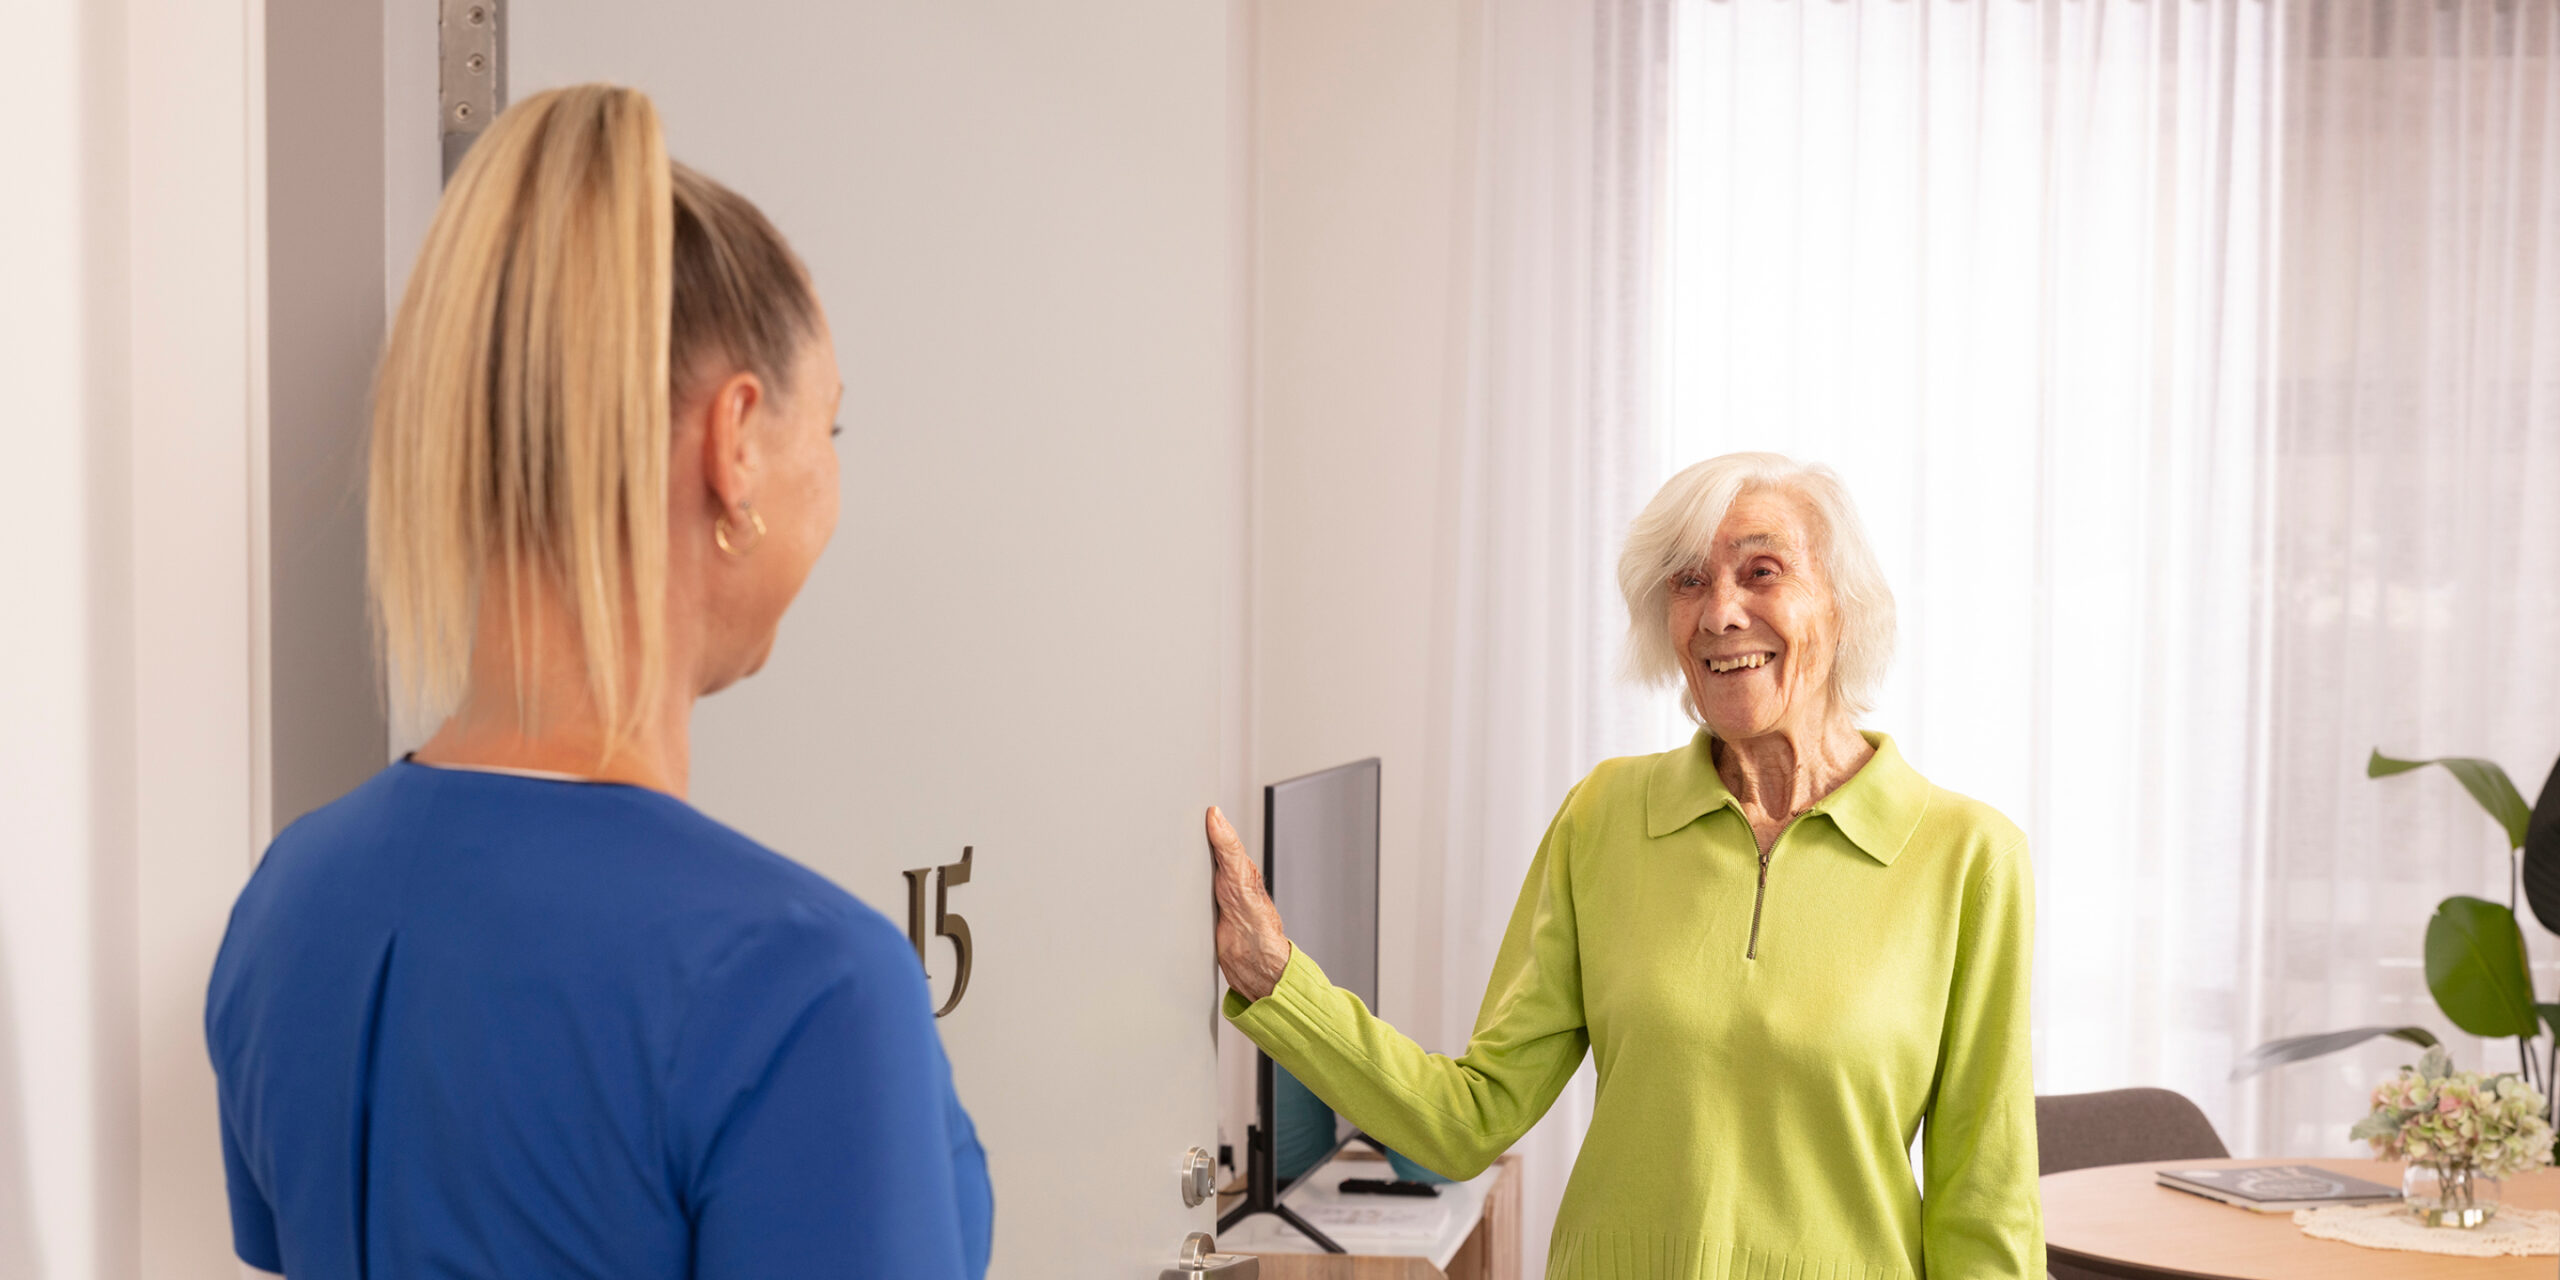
[[1207, 805, 1293, 1002]]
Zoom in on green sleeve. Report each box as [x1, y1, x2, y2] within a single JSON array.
[[1921, 841, 2045, 1277], [1223, 796, 1591, 1181]]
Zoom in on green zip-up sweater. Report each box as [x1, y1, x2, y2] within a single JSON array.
[[1225, 732, 2042, 1279]]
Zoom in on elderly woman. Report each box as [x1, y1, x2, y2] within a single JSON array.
[[1209, 453, 2040, 1278]]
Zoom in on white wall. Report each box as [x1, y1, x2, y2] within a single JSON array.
[[1227, 0, 1481, 1152], [0, 4, 125, 1275], [0, 1, 267, 1277], [0, 0, 1485, 1269]]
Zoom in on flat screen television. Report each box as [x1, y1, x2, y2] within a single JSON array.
[[1218, 758, 1380, 1252]]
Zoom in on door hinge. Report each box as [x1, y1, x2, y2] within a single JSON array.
[[439, 0, 506, 182]]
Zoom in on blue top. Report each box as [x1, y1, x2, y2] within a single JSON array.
[[205, 761, 993, 1279]]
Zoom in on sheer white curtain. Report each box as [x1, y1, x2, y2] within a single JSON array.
[[1660, 0, 2284, 1146], [2261, 0, 2560, 1157], [1420, 2, 1670, 1274], [1649, 0, 2560, 1157], [1430, 0, 2560, 1265]]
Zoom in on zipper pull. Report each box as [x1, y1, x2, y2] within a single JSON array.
[[1747, 848, 1773, 960]]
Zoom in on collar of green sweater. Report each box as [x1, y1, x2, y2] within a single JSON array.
[[1644, 729, 1931, 865]]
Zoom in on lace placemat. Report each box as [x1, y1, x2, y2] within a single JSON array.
[[2293, 1203, 2560, 1256]]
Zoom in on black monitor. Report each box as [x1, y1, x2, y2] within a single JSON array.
[[1218, 758, 1380, 1253]]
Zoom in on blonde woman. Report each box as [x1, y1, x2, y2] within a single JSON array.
[[205, 87, 991, 1278], [1208, 454, 2041, 1278]]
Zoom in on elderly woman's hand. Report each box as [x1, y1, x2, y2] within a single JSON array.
[[1206, 806, 1293, 1002]]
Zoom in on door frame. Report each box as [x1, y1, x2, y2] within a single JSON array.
[[128, 0, 273, 1274]]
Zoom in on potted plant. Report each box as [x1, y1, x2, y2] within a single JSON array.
[[2237, 750, 2560, 1137]]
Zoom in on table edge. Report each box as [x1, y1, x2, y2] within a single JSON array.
[[2046, 1240, 2269, 1280]]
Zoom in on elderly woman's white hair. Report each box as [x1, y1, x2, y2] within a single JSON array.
[[1618, 452, 1897, 723]]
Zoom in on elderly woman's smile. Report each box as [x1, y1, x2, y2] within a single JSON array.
[[1667, 490, 1846, 743]]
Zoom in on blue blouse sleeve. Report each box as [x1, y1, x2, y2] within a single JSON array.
[[678, 908, 992, 1280]]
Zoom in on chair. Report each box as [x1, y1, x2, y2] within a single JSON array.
[[2035, 1089, 2228, 1280]]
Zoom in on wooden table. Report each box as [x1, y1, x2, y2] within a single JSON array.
[[2044, 1156, 2560, 1279]]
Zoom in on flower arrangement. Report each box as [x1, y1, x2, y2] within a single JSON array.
[[2351, 1045, 2555, 1181]]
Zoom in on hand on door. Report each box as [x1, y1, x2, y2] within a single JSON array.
[[1205, 805, 1294, 1002]]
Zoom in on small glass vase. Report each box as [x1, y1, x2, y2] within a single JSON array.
[[2403, 1160, 2502, 1229]]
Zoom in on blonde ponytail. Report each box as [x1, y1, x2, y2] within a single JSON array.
[[369, 85, 673, 756]]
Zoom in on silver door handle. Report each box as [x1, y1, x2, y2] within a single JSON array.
[[1160, 1231, 1258, 1279]]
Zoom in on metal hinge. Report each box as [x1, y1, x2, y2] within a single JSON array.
[[438, 0, 505, 182]]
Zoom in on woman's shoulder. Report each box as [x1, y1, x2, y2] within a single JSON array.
[[1906, 779, 2028, 862], [1893, 769, 2031, 904], [255, 762, 907, 976], [564, 784, 914, 978], [1580, 753, 1656, 798], [1547, 742, 1693, 835]]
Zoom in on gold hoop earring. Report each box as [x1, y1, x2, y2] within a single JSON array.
[[714, 506, 766, 556]]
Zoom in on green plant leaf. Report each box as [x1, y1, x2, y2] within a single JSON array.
[[2349, 1110, 2402, 1142], [2230, 1025, 2440, 1080], [2526, 755, 2560, 936], [2424, 896, 2541, 1037], [2417, 1044, 2455, 1081], [2539, 1003, 2560, 1037], [2370, 750, 2532, 850]]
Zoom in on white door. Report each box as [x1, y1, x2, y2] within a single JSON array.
[[498, 4, 1245, 1274]]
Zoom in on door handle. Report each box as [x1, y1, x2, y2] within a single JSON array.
[[1160, 1231, 1258, 1279]]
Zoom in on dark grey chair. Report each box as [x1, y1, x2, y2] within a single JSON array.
[[2036, 1087, 2229, 1175], [2035, 1088, 2229, 1280]]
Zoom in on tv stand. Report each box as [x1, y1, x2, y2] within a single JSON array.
[[1222, 1186, 1341, 1256], [1217, 1056, 1408, 1252], [1216, 1149, 1521, 1280]]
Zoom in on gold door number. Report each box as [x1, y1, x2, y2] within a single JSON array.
[[903, 846, 973, 1018]]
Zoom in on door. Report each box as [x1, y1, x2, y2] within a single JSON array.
[[492, 3, 1245, 1274]]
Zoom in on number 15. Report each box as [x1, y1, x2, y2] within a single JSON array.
[[902, 846, 973, 1018]]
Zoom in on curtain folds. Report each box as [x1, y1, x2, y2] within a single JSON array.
[[2262, 0, 2560, 1159], [1433, 3, 2560, 1246], [1656, 0, 2287, 1155], [1422, 2, 1672, 1273]]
